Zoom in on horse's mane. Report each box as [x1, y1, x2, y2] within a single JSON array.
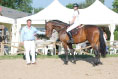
[[49, 20, 70, 27]]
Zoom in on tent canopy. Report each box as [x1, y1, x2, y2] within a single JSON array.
[[79, 0, 118, 25], [17, 0, 72, 24], [17, 0, 118, 25], [0, 16, 14, 24]]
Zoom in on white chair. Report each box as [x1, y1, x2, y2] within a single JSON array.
[[109, 42, 118, 54], [36, 40, 56, 55], [45, 44, 56, 55]]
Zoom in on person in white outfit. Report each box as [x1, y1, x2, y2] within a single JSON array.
[[67, 3, 80, 43], [20, 19, 39, 65]]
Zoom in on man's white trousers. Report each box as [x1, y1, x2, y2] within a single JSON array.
[[24, 41, 36, 64]]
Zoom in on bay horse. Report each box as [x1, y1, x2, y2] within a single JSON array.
[[45, 20, 106, 65]]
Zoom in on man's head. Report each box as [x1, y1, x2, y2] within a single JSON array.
[[27, 19, 32, 27], [73, 3, 79, 10]]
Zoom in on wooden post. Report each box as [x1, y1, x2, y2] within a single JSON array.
[[0, 25, 5, 55]]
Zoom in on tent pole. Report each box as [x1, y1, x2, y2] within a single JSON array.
[[108, 24, 116, 45]]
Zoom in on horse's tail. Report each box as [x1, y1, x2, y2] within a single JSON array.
[[99, 27, 107, 57]]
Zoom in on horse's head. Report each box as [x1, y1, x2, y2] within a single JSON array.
[[45, 21, 54, 38], [45, 20, 69, 37]]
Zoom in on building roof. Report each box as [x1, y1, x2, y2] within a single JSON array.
[[0, 6, 31, 19]]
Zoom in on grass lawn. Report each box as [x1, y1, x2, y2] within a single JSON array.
[[0, 54, 118, 60]]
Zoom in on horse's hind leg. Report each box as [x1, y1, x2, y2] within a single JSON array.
[[68, 44, 76, 64], [90, 40, 102, 65], [89, 33, 102, 66], [94, 49, 102, 65], [92, 44, 103, 66]]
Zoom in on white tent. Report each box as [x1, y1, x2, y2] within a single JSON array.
[[79, 0, 118, 25], [0, 16, 15, 54], [17, 0, 72, 25], [0, 16, 14, 24], [17, 0, 118, 25]]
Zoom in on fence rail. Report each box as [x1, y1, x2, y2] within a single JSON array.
[[0, 40, 118, 55]]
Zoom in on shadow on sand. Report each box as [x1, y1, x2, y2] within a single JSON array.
[[58, 54, 99, 66]]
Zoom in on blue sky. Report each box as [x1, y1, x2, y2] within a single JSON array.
[[32, 0, 114, 9]]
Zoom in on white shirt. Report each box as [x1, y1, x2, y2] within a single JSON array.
[[66, 10, 80, 32], [73, 10, 79, 24]]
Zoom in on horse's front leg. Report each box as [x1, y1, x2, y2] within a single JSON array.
[[62, 42, 69, 65], [68, 44, 76, 64], [70, 49, 76, 64], [64, 49, 68, 65]]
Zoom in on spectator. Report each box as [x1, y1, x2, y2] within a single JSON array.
[[20, 19, 39, 65]]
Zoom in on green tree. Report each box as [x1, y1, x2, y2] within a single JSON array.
[[0, 0, 33, 13], [112, 0, 118, 13], [84, 0, 104, 8], [66, 3, 73, 9], [33, 8, 44, 13]]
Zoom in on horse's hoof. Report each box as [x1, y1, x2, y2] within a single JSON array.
[[70, 60, 76, 64], [93, 62, 102, 66], [92, 62, 99, 66], [72, 61, 76, 64], [99, 62, 103, 65], [93, 63, 98, 66], [64, 61, 68, 65]]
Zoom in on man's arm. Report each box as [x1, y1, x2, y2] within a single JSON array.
[[20, 28, 24, 45], [34, 28, 45, 35]]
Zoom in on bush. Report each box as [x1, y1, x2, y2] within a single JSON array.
[[114, 31, 118, 40]]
